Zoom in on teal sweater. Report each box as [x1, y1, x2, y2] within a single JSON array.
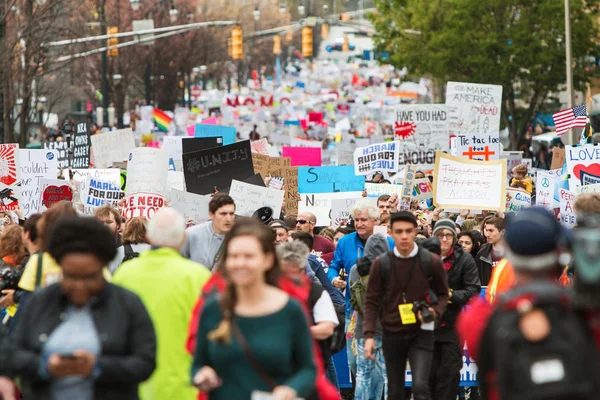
[[192, 296, 316, 398]]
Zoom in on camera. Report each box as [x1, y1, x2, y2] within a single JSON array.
[[0, 268, 22, 293], [412, 301, 435, 323]]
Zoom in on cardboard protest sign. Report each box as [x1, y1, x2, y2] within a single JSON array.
[[90, 128, 136, 168], [182, 137, 223, 155], [576, 182, 600, 194], [83, 176, 124, 214], [18, 149, 58, 218], [559, 189, 576, 227], [433, 152, 507, 211], [391, 104, 449, 169], [194, 124, 236, 145], [536, 171, 557, 210], [565, 145, 600, 190], [252, 153, 271, 179], [331, 197, 377, 228], [72, 123, 90, 168], [299, 192, 363, 226], [412, 178, 434, 201], [268, 166, 299, 215], [126, 148, 169, 197], [364, 182, 403, 198], [170, 188, 211, 225], [45, 141, 69, 169], [353, 141, 399, 175], [298, 166, 365, 194], [250, 138, 271, 155], [457, 133, 500, 161], [506, 188, 531, 212], [282, 146, 322, 166], [551, 147, 565, 170], [183, 140, 253, 195], [229, 179, 284, 218], [446, 81, 503, 135], [38, 178, 73, 212], [0, 144, 21, 211]]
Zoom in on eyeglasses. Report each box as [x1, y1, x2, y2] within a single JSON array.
[[436, 233, 455, 240], [296, 220, 309, 225]]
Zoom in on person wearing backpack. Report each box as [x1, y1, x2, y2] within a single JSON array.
[[457, 207, 600, 400], [429, 219, 480, 400], [108, 217, 151, 273], [363, 211, 450, 400], [349, 233, 390, 400]]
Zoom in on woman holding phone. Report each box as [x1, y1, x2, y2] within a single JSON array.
[[10, 216, 156, 400], [191, 218, 316, 400]]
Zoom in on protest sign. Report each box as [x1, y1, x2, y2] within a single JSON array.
[[72, 123, 90, 168], [0, 144, 21, 211], [163, 136, 184, 162], [45, 141, 69, 169], [183, 140, 253, 195], [299, 191, 363, 226], [18, 149, 58, 218], [298, 166, 364, 194], [126, 148, 169, 196], [90, 128, 136, 168], [336, 142, 355, 166], [250, 138, 271, 155], [290, 137, 323, 148], [282, 146, 322, 166], [433, 152, 507, 211], [412, 178, 434, 201], [391, 104, 449, 169], [252, 153, 271, 179], [182, 137, 223, 155], [38, 178, 72, 212], [506, 188, 531, 212], [581, 171, 600, 185], [576, 182, 600, 194], [456, 133, 500, 161], [194, 124, 236, 145], [551, 147, 566, 170], [122, 192, 167, 219], [83, 176, 124, 214], [167, 171, 185, 193], [230, 179, 284, 218], [268, 166, 299, 215], [559, 189, 576, 227], [331, 197, 377, 227], [502, 151, 523, 180], [446, 81, 503, 135], [565, 144, 600, 190], [353, 141, 399, 175], [170, 188, 211, 224], [400, 164, 418, 210], [70, 169, 121, 204], [364, 182, 403, 197], [536, 171, 557, 210]]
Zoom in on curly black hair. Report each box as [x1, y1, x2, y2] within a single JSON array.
[[47, 216, 117, 265]]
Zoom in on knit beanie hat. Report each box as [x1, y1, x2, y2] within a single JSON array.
[[433, 219, 458, 242]]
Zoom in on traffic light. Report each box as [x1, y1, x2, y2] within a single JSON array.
[[231, 26, 243, 60], [108, 27, 118, 57], [302, 26, 313, 58], [321, 24, 328, 40], [273, 36, 281, 55], [342, 34, 349, 52]]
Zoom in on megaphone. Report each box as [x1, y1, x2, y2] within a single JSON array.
[[253, 206, 274, 225]]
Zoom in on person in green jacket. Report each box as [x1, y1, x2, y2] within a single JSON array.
[[113, 208, 211, 400]]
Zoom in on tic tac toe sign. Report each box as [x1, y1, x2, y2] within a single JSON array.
[[456, 133, 500, 161]]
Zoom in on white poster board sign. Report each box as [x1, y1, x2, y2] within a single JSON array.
[[83, 176, 124, 215], [90, 128, 136, 168], [331, 197, 377, 228], [169, 188, 210, 225], [126, 148, 169, 196], [506, 188, 531, 212], [18, 149, 58, 218], [456, 133, 500, 161], [353, 141, 400, 175], [299, 191, 363, 226], [229, 179, 284, 218], [559, 189, 576, 227], [446, 81, 503, 136], [536, 171, 557, 210], [565, 144, 600, 190]]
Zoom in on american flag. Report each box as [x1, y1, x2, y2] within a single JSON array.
[[553, 104, 587, 136]]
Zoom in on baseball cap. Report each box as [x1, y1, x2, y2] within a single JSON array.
[[269, 219, 289, 231]]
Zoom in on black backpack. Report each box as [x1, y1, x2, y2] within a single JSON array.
[[478, 282, 600, 400], [122, 244, 140, 263]]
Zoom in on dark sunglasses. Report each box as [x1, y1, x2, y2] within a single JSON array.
[[296, 220, 309, 225]]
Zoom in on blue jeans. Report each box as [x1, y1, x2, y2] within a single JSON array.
[[325, 356, 339, 390], [346, 314, 357, 376], [355, 337, 387, 400]]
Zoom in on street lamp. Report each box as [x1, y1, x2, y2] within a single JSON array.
[[169, 5, 178, 23], [253, 6, 261, 22], [130, 0, 141, 11]]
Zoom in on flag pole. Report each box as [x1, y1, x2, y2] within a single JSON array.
[[565, 0, 576, 145]]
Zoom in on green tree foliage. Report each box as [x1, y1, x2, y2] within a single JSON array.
[[370, 0, 599, 148]]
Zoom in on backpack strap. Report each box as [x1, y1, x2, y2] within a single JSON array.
[[418, 245, 433, 282], [34, 252, 44, 290], [124, 244, 135, 257], [379, 252, 393, 303]]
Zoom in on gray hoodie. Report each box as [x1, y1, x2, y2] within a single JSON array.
[[349, 233, 390, 340], [181, 221, 224, 270]]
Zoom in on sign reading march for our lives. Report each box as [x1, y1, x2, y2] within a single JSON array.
[[353, 141, 399, 175], [229, 179, 284, 218], [456, 133, 500, 161], [194, 124, 236, 145], [90, 128, 136, 168], [18, 149, 58, 218], [433, 152, 507, 211], [565, 144, 600, 190], [390, 104, 449, 169], [298, 166, 365, 194], [506, 188, 531, 212], [83, 176, 124, 215], [123, 148, 169, 219], [445, 81, 503, 136]]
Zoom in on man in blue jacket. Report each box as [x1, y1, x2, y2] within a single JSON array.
[[327, 201, 395, 378]]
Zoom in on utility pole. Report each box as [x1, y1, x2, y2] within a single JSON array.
[[565, 0, 576, 144], [100, 0, 109, 127]]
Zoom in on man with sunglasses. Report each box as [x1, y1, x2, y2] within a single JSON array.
[[296, 212, 335, 257]]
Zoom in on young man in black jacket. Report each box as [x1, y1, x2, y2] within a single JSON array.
[[430, 219, 481, 400]]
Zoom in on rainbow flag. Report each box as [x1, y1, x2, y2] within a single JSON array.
[[152, 108, 172, 132]]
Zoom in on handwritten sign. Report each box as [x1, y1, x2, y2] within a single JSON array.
[[576, 182, 600, 194], [90, 128, 136, 168], [331, 197, 377, 228], [433, 152, 507, 211], [365, 182, 403, 198], [298, 166, 365, 194], [551, 147, 566, 170], [83, 176, 124, 215], [565, 145, 600, 190], [457, 133, 500, 161], [229, 180, 284, 218], [282, 146, 322, 167], [0, 144, 21, 211], [299, 192, 363, 226], [268, 166, 299, 215], [122, 192, 166, 219], [559, 189, 576, 227], [446, 81, 503, 136], [536, 171, 557, 210], [45, 141, 69, 169], [126, 148, 169, 196], [390, 104, 449, 169], [353, 141, 399, 175], [72, 123, 90, 168], [183, 140, 253, 195], [38, 178, 72, 212], [169, 188, 210, 224], [506, 188, 531, 212], [18, 149, 58, 218]]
